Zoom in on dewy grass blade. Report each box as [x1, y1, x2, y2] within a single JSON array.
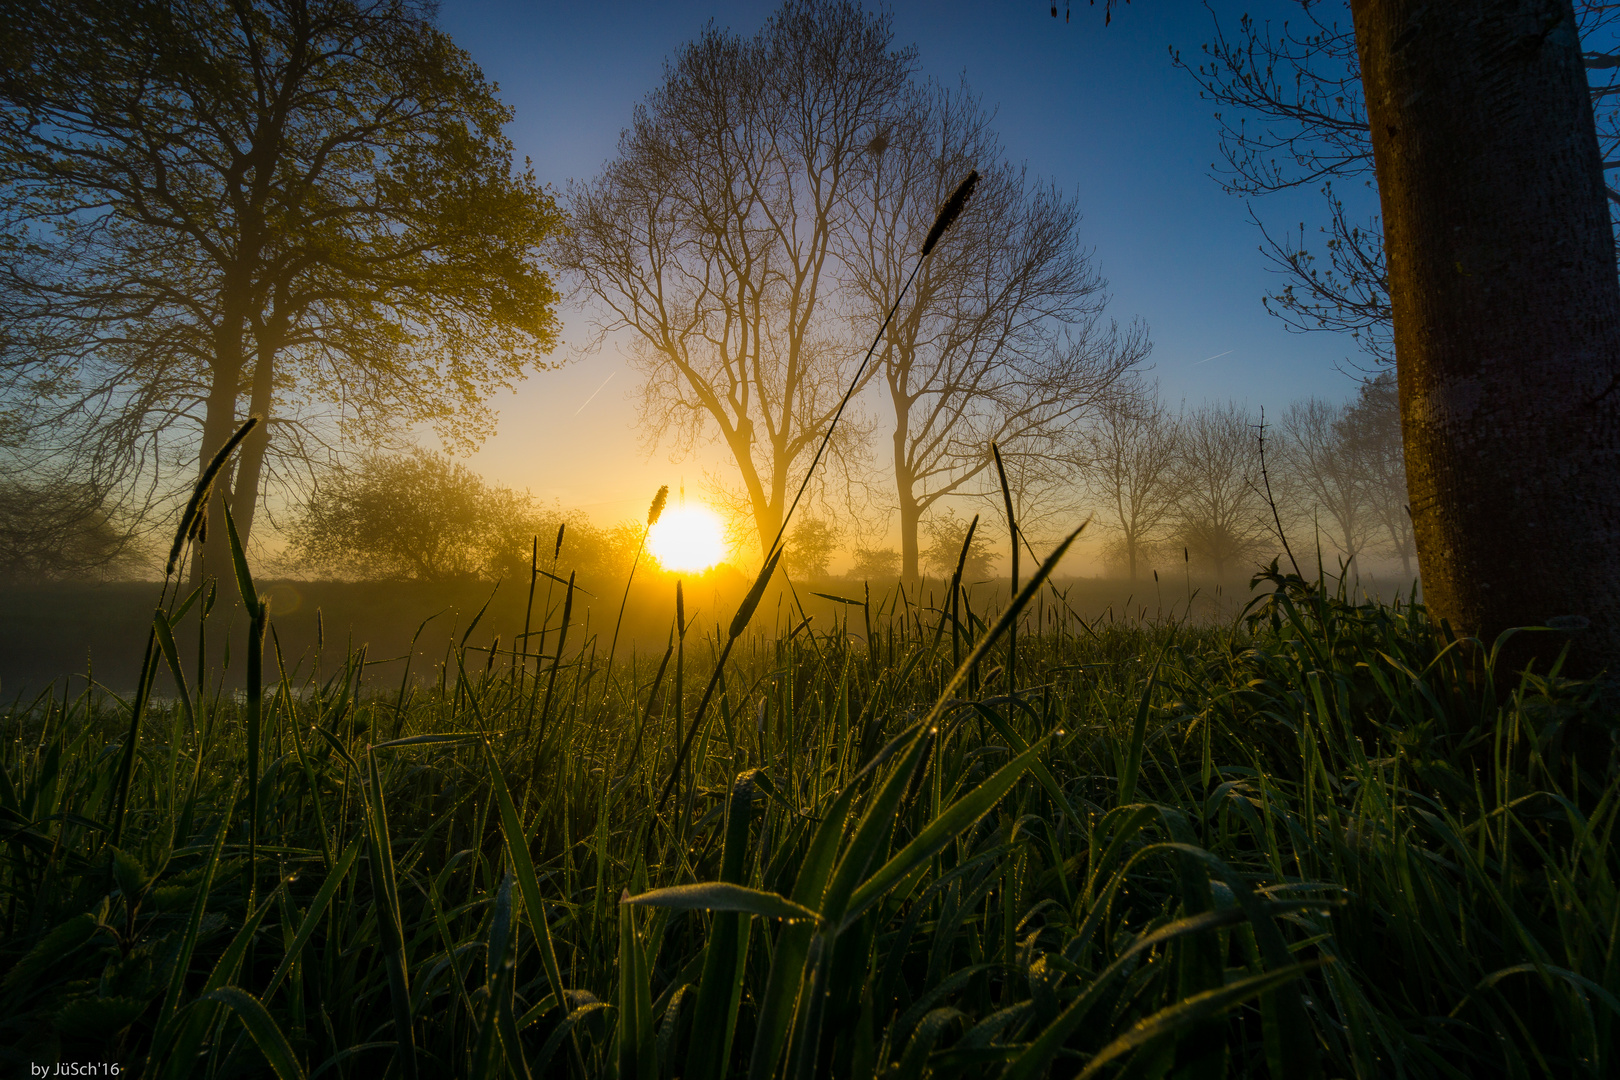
[[1076, 964, 1320, 1080], [457, 654, 584, 1078], [686, 771, 762, 1080], [624, 882, 820, 922], [842, 736, 1051, 929], [151, 782, 237, 1047], [260, 838, 362, 1005], [1118, 651, 1163, 807], [747, 779, 868, 1080], [199, 986, 307, 1080], [362, 748, 417, 1080]]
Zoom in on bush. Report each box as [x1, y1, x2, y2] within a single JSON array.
[[0, 479, 145, 581], [288, 450, 644, 587]]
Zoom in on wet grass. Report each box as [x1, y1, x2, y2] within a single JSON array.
[[1, 534, 1616, 1077]]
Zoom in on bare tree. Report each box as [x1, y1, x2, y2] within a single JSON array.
[[0, 472, 145, 581], [560, 0, 912, 556], [1172, 401, 1270, 581], [842, 79, 1146, 579], [1077, 385, 1181, 581], [1277, 397, 1373, 573], [1340, 370, 1413, 580]]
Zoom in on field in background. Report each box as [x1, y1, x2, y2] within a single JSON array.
[[0, 546, 1608, 1078], [0, 566, 1420, 699]]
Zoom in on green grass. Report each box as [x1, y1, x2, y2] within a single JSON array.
[[0, 542, 1615, 1078]]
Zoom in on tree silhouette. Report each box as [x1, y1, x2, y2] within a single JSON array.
[[0, 0, 563, 576]]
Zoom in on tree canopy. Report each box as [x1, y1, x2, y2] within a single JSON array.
[[0, 0, 564, 571]]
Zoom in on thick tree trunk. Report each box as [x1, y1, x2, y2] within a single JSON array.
[[230, 324, 280, 558], [1350, 0, 1620, 675], [192, 311, 247, 586], [898, 488, 921, 582], [892, 390, 922, 581]]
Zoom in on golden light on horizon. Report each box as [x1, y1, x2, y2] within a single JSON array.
[[648, 505, 726, 573]]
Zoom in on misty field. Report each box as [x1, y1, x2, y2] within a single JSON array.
[[0, 533, 1614, 1079]]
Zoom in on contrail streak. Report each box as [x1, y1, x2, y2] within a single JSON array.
[[1192, 349, 1234, 366], [573, 371, 615, 415]]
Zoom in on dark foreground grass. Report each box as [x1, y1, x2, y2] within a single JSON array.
[[1, 553, 1615, 1078]]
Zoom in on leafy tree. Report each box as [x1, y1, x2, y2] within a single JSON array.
[[849, 545, 901, 579], [784, 518, 839, 579], [842, 79, 1146, 579], [561, 0, 910, 556], [0, 0, 563, 577], [290, 450, 529, 581], [921, 508, 997, 581]]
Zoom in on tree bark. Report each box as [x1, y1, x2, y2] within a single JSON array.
[[895, 415, 922, 580], [1350, 0, 1620, 675], [230, 316, 282, 556], [193, 289, 250, 585]]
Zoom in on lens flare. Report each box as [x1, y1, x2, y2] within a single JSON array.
[[648, 505, 726, 572]]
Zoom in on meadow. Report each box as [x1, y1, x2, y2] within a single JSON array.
[[0, 511, 1615, 1080]]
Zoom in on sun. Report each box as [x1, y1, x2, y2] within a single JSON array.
[[648, 505, 726, 573]]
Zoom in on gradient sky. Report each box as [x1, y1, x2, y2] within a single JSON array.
[[433, 0, 1379, 550]]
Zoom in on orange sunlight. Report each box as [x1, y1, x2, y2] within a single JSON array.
[[648, 505, 726, 573]]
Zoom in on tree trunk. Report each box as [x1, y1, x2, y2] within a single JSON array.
[[230, 320, 281, 560], [192, 305, 248, 585], [892, 387, 923, 581], [1350, 0, 1620, 675], [898, 488, 921, 582]]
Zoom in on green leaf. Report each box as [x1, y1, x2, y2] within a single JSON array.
[[222, 502, 257, 611], [3, 911, 103, 992], [1004, 906, 1251, 1080], [1119, 653, 1162, 807], [843, 736, 1047, 928], [54, 995, 147, 1038], [747, 780, 866, 1080], [260, 838, 362, 1005], [201, 987, 306, 1080], [455, 656, 579, 1075], [370, 732, 481, 749], [112, 846, 150, 901], [1077, 964, 1318, 1079], [624, 883, 820, 923]]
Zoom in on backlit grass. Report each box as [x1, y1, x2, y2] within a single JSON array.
[[1, 533, 1615, 1078]]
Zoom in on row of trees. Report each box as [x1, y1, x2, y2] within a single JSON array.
[[273, 367, 1407, 589], [1082, 373, 1410, 583]]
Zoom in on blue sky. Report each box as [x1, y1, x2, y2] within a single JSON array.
[[434, 0, 1379, 532]]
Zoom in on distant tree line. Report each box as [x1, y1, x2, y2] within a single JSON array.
[[1081, 372, 1411, 584]]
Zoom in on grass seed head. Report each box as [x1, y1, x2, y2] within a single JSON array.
[[922, 169, 980, 257]]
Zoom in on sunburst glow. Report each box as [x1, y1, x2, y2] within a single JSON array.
[[648, 505, 726, 573]]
